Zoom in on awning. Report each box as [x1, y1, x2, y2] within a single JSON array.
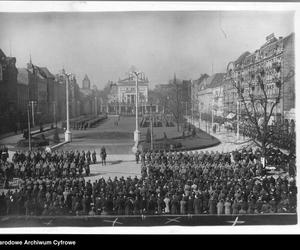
[[226, 113, 236, 120]]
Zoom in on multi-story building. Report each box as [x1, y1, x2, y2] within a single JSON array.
[[38, 67, 56, 123], [0, 49, 18, 134], [181, 80, 192, 116], [225, 32, 295, 124], [107, 72, 153, 115], [56, 71, 81, 119], [191, 74, 209, 115], [79, 74, 98, 116], [223, 52, 250, 119], [54, 73, 66, 122], [197, 73, 225, 117], [27, 62, 49, 126], [16, 68, 29, 130], [0, 53, 85, 135]]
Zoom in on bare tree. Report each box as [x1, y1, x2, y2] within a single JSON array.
[[167, 74, 184, 132], [227, 61, 294, 165], [151, 76, 184, 132]]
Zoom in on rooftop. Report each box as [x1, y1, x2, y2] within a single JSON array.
[[117, 76, 149, 86], [39, 67, 55, 80], [206, 73, 226, 88]]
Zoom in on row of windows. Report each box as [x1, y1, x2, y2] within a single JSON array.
[[119, 87, 147, 91]]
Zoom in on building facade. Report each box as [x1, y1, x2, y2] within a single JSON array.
[[0, 51, 97, 135], [79, 74, 100, 116], [191, 74, 209, 115], [0, 49, 18, 134], [16, 68, 30, 131], [181, 80, 192, 116], [197, 73, 225, 117], [107, 72, 152, 115], [225, 32, 295, 123]]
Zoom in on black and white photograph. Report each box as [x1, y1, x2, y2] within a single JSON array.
[[0, 1, 298, 235]]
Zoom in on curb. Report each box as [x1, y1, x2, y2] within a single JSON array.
[[50, 141, 70, 150]]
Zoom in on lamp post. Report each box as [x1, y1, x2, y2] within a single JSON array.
[[77, 100, 80, 117], [27, 103, 31, 151], [150, 103, 154, 150], [29, 101, 37, 127], [63, 70, 72, 142], [237, 98, 240, 141], [191, 101, 194, 126], [212, 108, 214, 133], [94, 96, 97, 116], [132, 70, 142, 153], [53, 101, 57, 128], [198, 102, 201, 129]]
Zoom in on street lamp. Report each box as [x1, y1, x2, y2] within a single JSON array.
[[53, 101, 57, 128], [237, 80, 244, 142], [29, 101, 37, 127], [237, 99, 240, 141], [27, 102, 31, 151], [94, 96, 97, 116], [150, 103, 154, 150], [211, 105, 214, 133], [131, 69, 142, 153], [62, 69, 72, 142]]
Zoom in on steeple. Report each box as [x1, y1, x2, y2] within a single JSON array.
[[27, 53, 35, 73], [82, 74, 91, 89]]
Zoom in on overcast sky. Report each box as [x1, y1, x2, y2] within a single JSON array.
[[0, 11, 294, 89]]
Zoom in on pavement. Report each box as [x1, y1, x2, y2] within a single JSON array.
[[1, 116, 250, 186], [186, 117, 251, 154], [85, 154, 141, 182]]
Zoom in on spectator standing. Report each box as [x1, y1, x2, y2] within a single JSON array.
[[232, 199, 239, 214], [164, 195, 170, 214], [193, 195, 201, 214], [187, 196, 194, 214], [224, 198, 231, 215], [171, 195, 179, 214], [209, 197, 217, 214], [180, 196, 187, 215], [157, 194, 164, 214], [217, 199, 224, 215]]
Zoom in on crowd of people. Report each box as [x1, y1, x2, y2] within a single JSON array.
[[0, 145, 297, 216], [0, 150, 96, 188]]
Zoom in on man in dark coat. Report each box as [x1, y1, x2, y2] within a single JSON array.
[[100, 147, 107, 166]]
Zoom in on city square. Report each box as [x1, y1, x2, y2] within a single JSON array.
[[0, 7, 297, 228]]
